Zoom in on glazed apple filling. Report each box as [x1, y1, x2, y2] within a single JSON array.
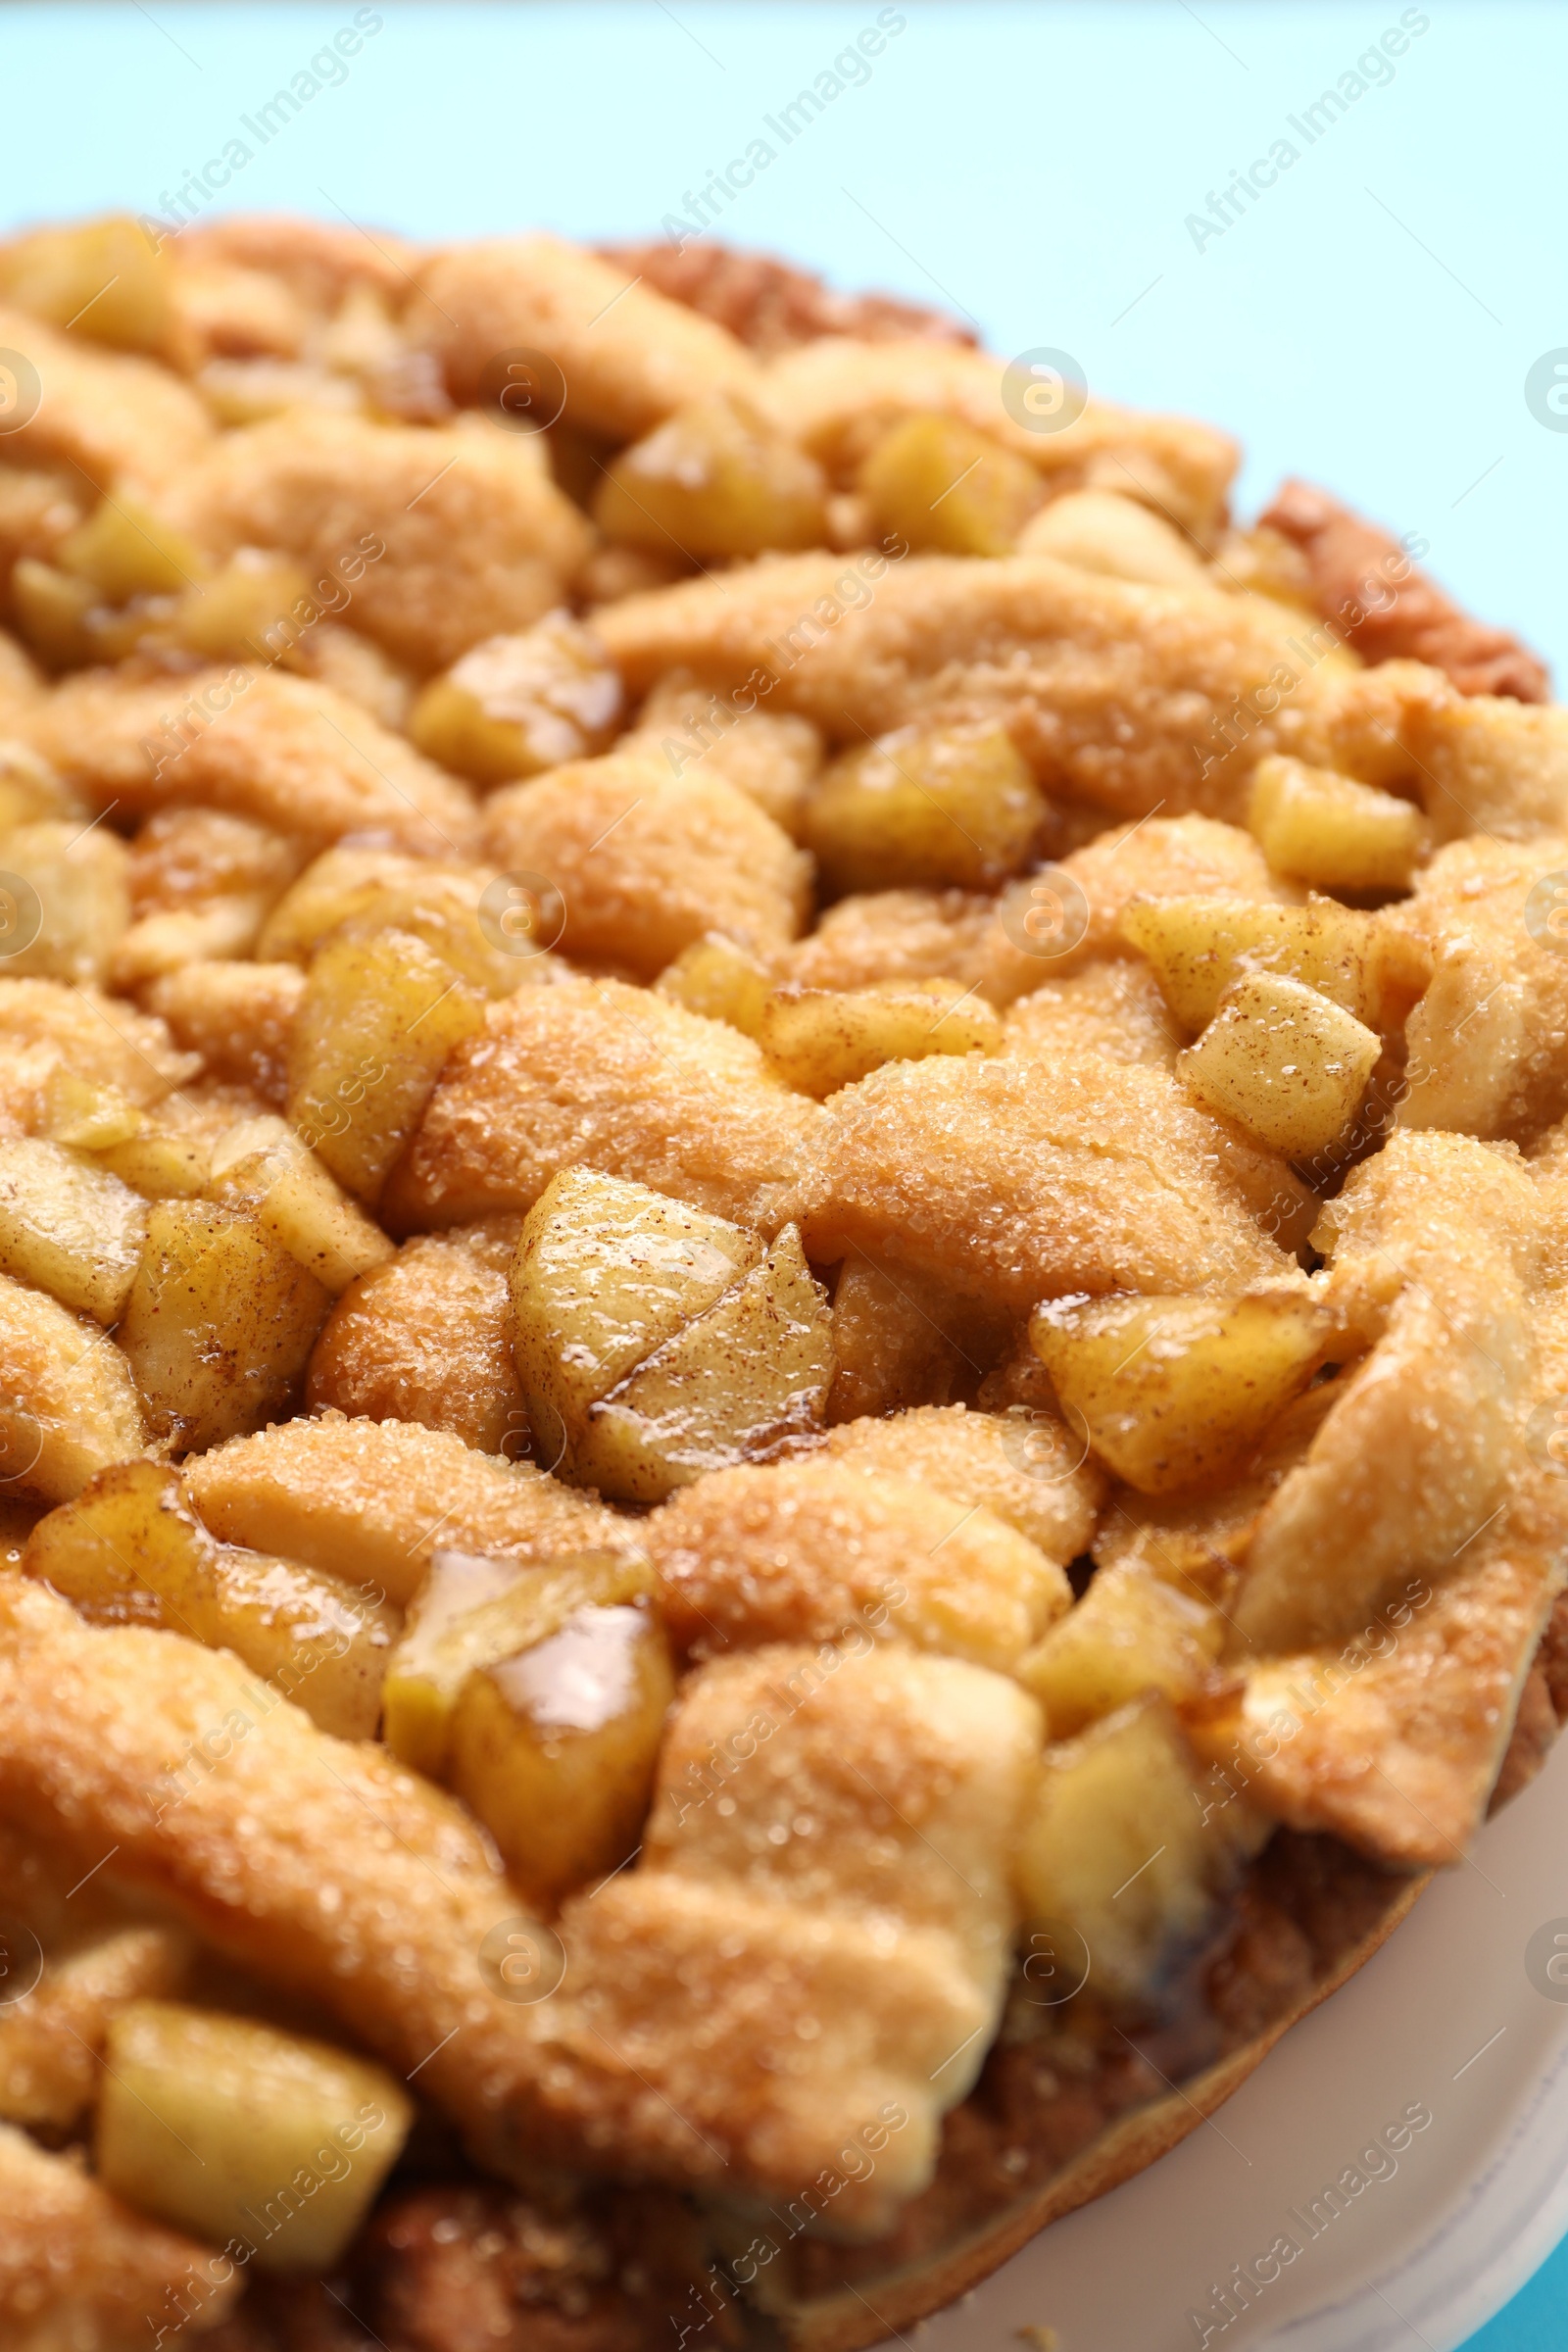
[[0, 212, 1564, 2352]]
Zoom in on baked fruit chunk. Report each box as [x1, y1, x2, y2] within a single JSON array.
[[511, 1167, 832, 1499]]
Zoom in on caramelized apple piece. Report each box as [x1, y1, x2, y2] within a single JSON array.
[[410, 611, 622, 787], [171, 551, 316, 662], [1178, 973, 1380, 1159], [0, 1269, 145, 1503], [1017, 1561, 1226, 1736], [56, 496, 207, 602], [24, 1459, 396, 1738], [1247, 755, 1428, 894], [594, 393, 828, 560], [655, 932, 773, 1039], [0, 214, 174, 354], [97, 2002, 412, 2273], [0, 1138, 147, 1323], [509, 1168, 761, 1479], [209, 1116, 396, 1296], [760, 976, 1002, 1098], [858, 414, 1042, 556], [119, 1200, 330, 1453], [448, 1598, 675, 1905], [1014, 1695, 1254, 2004], [572, 1226, 833, 1502], [1030, 1291, 1330, 1494], [381, 1545, 656, 1779], [285, 928, 487, 1204], [1119, 893, 1385, 1034], [804, 720, 1047, 896]]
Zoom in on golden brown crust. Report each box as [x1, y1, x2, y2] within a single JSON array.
[[406, 235, 764, 442], [184, 1411, 629, 1606], [0, 1579, 557, 2168], [0, 300, 214, 493], [595, 558, 1568, 841], [1004, 958, 1180, 1068], [28, 667, 479, 857], [382, 977, 824, 1238], [819, 1401, 1102, 1563], [0, 2120, 240, 2349], [0, 976, 194, 1105], [1262, 477, 1550, 703], [1236, 1133, 1545, 1656], [596, 240, 976, 356], [1390, 832, 1568, 1141], [796, 1052, 1305, 1315], [1220, 1541, 1560, 1866], [594, 554, 1315, 821], [177, 214, 422, 314], [164, 412, 592, 675], [481, 751, 811, 978], [765, 1845, 1427, 2349], [306, 1228, 529, 1458], [5, 211, 1567, 2343], [646, 1457, 1071, 1671], [144, 960, 305, 1105], [529, 1644, 1043, 2238]]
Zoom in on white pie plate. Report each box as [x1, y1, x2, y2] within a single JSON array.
[[909, 1728, 1568, 2352]]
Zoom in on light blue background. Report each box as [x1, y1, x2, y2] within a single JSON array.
[[1, 4, 1564, 2341]]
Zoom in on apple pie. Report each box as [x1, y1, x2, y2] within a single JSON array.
[[0, 212, 1562, 2352]]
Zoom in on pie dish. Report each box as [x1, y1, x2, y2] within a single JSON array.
[[0, 214, 1564, 2352]]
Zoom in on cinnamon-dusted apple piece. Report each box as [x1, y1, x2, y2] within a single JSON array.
[[24, 1459, 399, 1739], [0, 977, 196, 1113], [0, 1267, 145, 1505]]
